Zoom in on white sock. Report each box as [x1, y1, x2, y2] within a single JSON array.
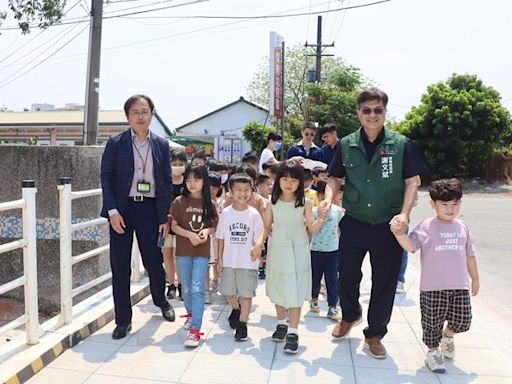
[[278, 319, 287, 326], [288, 327, 298, 335]]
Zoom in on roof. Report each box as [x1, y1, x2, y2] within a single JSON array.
[[0, 110, 126, 124], [175, 97, 268, 131], [0, 110, 174, 136]]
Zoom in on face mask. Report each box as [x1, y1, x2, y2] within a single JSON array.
[[221, 174, 229, 184], [172, 165, 185, 176], [274, 142, 282, 151]]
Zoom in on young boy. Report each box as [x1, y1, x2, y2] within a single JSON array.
[[256, 174, 272, 201], [309, 180, 344, 320], [303, 168, 319, 206], [311, 166, 328, 191], [391, 178, 479, 374], [216, 173, 264, 341]]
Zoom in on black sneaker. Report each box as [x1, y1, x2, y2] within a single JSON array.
[[228, 308, 241, 329], [271, 324, 288, 342], [235, 321, 248, 341], [284, 333, 299, 354], [258, 268, 266, 280], [166, 283, 177, 299]]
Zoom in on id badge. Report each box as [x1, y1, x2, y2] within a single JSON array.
[[137, 181, 151, 193]]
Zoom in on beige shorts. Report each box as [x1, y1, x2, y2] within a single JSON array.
[[162, 234, 176, 249], [219, 267, 258, 298]]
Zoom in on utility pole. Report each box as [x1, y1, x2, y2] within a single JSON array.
[[83, 0, 103, 145], [279, 40, 285, 160], [304, 15, 334, 121]]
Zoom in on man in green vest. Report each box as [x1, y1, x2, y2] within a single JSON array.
[[319, 87, 425, 359]]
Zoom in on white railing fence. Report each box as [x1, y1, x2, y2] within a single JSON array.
[[0, 181, 39, 345], [58, 177, 143, 325]]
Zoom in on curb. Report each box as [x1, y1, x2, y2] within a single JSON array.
[[3, 285, 149, 384]]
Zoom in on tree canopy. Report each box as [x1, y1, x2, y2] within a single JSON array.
[[398, 73, 512, 180], [246, 45, 366, 140], [1, 0, 66, 34]]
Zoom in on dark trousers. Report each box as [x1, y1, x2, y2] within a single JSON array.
[[338, 215, 403, 339], [311, 250, 339, 307], [109, 199, 167, 326]]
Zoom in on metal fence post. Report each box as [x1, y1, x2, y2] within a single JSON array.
[[58, 177, 73, 325], [22, 180, 40, 344]]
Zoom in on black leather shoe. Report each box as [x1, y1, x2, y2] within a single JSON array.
[[112, 324, 131, 339], [161, 304, 176, 322]]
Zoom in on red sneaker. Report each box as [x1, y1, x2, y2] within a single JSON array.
[[184, 328, 203, 347], [180, 314, 192, 330]]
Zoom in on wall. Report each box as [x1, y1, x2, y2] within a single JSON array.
[[0, 146, 110, 312]]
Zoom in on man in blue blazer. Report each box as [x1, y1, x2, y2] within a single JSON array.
[[101, 94, 175, 339]]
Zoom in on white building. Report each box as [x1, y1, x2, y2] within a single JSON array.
[[174, 97, 269, 163]]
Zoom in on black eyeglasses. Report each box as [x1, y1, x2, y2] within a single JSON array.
[[360, 107, 386, 115]]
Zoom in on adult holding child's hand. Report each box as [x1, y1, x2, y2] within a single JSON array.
[[322, 87, 426, 360]]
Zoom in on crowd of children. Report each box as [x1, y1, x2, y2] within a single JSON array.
[[163, 141, 479, 373]]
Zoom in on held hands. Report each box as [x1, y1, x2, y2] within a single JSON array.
[[389, 213, 409, 235], [110, 213, 126, 234], [216, 259, 223, 276], [318, 199, 332, 218]]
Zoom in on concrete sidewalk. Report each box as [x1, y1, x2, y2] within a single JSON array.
[[23, 257, 512, 384]]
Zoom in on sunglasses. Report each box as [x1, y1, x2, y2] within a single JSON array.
[[360, 107, 386, 115], [303, 132, 316, 137]]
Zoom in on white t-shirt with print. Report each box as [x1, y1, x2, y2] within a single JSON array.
[[216, 205, 264, 269]]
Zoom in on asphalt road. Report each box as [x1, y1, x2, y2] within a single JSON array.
[[407, 191, 512, 324]]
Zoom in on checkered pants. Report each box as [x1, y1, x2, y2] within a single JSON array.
[[420, 289, 472, 348]]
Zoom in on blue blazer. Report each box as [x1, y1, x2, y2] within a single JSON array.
[[100, 129, 172, 224]]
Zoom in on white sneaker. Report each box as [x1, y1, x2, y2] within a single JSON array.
[[425, 350, 446, 373], [184, 329, 203, 347], [441, 334, 455, 359], [396, 281, 405, 294]]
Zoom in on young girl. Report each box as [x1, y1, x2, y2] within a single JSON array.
[[170, 164, 218, 347], [254, 161, 327, 354]]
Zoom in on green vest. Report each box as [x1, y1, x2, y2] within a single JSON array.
[[341, 127, 406, 224]]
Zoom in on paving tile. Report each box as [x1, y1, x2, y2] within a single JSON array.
[[25, 368, 91, 383], [95, 345, 195, 382], [83, 373, 178, 383], [47, 340, 121, 373], [268, 360, 356, 383], [441, 347, 512, 377], [179, 353, 272, 384], [353, 366, 440, 384], [350, 338, 429, 373], [438, 374, 512, 384]]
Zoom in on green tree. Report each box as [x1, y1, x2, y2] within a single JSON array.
[[398, 73, 512, 180], [242, 121, 294, 158], [1, 0, 66, 34], [246, 45, 366, 140]]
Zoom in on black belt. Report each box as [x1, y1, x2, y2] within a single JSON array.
[[129, 196, 156, 202]]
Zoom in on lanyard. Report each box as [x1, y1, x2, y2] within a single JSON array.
[[132, 138, 152, 178]]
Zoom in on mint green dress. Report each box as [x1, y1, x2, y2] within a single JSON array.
[[266, 200, 311, 308]]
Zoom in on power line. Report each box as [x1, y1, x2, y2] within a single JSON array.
[[0, 0, 391, 30], [0, 25, 88, 89]]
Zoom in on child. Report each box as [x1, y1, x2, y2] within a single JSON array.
[[206, 172, 222, 301], [309, 180, 344, 320], [311, 166, 328, 191], [256, 174, 272, 201], [223, 164, 267, 216], [303, 168, 319, 207], [255, 161, 327, 354], [391, 178, 479, 373], [263, 162, 279, 183], [256, 174, 272, 279], [163, 148, 186, 300], [170, 164, 218, 347], [216, 173, 264, 341]]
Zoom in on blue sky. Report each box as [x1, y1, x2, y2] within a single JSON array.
[[0, 0, 510, 128]]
